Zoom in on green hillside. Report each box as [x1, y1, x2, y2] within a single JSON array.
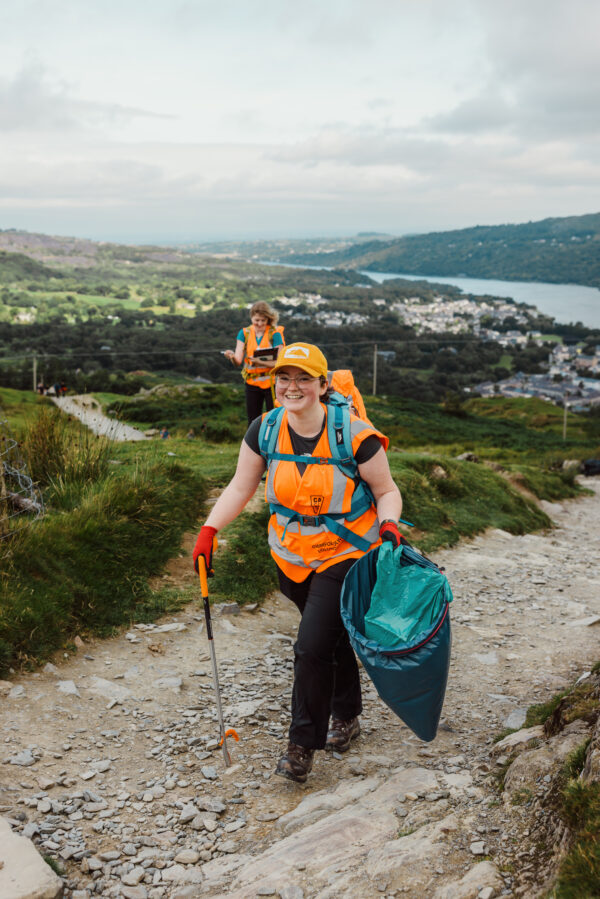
[[0, 250, 64, 282], [267, 213, 600, 288]]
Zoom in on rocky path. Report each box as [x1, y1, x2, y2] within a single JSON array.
[[1, 481, 599, 899], [52, 395, 148, 441]]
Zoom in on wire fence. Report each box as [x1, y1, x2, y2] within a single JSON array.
[[0, 411, 44, 554]]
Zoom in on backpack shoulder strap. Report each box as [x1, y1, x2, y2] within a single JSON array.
[[325, 395, 356, 479], [258, 406, 285, 462]]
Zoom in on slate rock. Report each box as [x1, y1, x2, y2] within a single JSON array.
[[9, 748, 37, 767]]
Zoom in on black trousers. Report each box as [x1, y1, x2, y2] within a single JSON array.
[[277, 559, 362, 750], [245, 383, 274, 425]]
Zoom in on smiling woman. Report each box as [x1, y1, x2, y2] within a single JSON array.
[[192, 342, 403, 783]]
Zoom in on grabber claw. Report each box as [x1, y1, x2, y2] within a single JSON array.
[[219, 729, 240, 747]]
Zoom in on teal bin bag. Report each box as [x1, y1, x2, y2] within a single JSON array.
[[364, 542, 451, 646], [341, 543, 452, 742]]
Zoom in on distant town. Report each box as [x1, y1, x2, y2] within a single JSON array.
[[277, 290, 600, 410]]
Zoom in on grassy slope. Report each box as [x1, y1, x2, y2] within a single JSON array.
[[0, 391, 210, 673], [1, 385, 597, 673]]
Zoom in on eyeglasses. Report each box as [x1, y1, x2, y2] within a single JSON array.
[[275, 373, 318, 388]]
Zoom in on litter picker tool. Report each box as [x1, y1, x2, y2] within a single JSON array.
[[198, 555, 239, 767]]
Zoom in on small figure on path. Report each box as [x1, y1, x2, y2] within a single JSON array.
[[160, 426, 170, 439], [193, 342, 403, 783]]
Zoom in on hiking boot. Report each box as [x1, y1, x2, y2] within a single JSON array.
[[325, 716, 361, 753], [275, 743, 315, 783]]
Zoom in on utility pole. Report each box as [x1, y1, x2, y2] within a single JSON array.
[[32, 354, 37, 392], [373, 343, 378, 396]]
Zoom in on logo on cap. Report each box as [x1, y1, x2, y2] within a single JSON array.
[[284, 346, 309, 359]]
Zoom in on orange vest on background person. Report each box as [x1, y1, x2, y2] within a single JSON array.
[[264, 405, 388, 582], [242, 324, 285, 388]]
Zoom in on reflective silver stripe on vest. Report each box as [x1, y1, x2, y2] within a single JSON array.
[[268, 523, 307, 566], [268, 518, 380, 570], [266, 411, 380, 568]]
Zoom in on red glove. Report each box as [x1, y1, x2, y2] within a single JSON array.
[[193, 526, 218, 576], [379, 520, 405, 549]]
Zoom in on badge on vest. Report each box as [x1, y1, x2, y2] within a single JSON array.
[[310, 495, 324, 515]]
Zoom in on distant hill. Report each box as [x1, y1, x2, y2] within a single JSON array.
[[265, 213, 600, 289], [0, 250, 63, 281]]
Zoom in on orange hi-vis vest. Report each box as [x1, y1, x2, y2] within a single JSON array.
[[260, 403, 389, 582], [242, 325, 285, 388]]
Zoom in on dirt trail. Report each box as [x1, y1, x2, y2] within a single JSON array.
[[2, 467, 600, 896], [53, 395, 148, 441]]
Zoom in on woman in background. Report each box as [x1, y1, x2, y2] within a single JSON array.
[[224, 301, 284, 424]]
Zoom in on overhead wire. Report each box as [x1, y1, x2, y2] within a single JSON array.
[[0, 334, 510, 366]]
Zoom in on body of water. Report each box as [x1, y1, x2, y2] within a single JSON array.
[[262, 260, 600, 329], [362, 270, 600, 329]]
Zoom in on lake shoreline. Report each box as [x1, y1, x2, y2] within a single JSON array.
[[261, 260, 600, 329]]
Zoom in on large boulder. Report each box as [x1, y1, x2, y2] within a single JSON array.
[[0, 816, 63, 898]]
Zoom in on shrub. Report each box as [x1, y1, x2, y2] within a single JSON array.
[[21, 406, 110, 491]]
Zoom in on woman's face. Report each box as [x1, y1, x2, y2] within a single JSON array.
[[275, 365, 327, 413], [251, 313, 268, 330]]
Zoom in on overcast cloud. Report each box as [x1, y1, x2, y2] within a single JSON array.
[[0, 0, 598, 241]]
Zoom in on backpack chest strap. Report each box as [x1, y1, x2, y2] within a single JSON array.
[[269, 502, 373, 553], [267, 451, 355, 468]]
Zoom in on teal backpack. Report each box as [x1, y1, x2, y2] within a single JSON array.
[[257, 394, 376, 552]]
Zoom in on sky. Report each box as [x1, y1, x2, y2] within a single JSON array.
[[1, 0, 599, 243]]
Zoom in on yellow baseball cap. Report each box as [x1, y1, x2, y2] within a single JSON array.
[[272, 342, 328, 378]]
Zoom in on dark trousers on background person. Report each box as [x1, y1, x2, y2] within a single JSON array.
[[245, 383, 274, 425], [277, 558, 362, 750]]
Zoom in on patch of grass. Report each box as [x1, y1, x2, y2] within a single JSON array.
[[563, 740, 592, 781], [493, 727, 518, 744], [109, 384, 247, 442], [388, 452, 552, 552], [107, 436, 240, 489], [544, 681, 600, 736], [492, 753, 518, 792], [209, 506, 279, 605], [20, 405, 111, 500], [512, 464, 581, 502], [0, 461, 208, 674], [525, 692, 569, 727], [511, 787, 533, 806], [553, 781, 600, 898], [371, 393, 600, 463], [133, 585, 199, 622], [0, 386, 45, 431], [43, 855, 63, 875]]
